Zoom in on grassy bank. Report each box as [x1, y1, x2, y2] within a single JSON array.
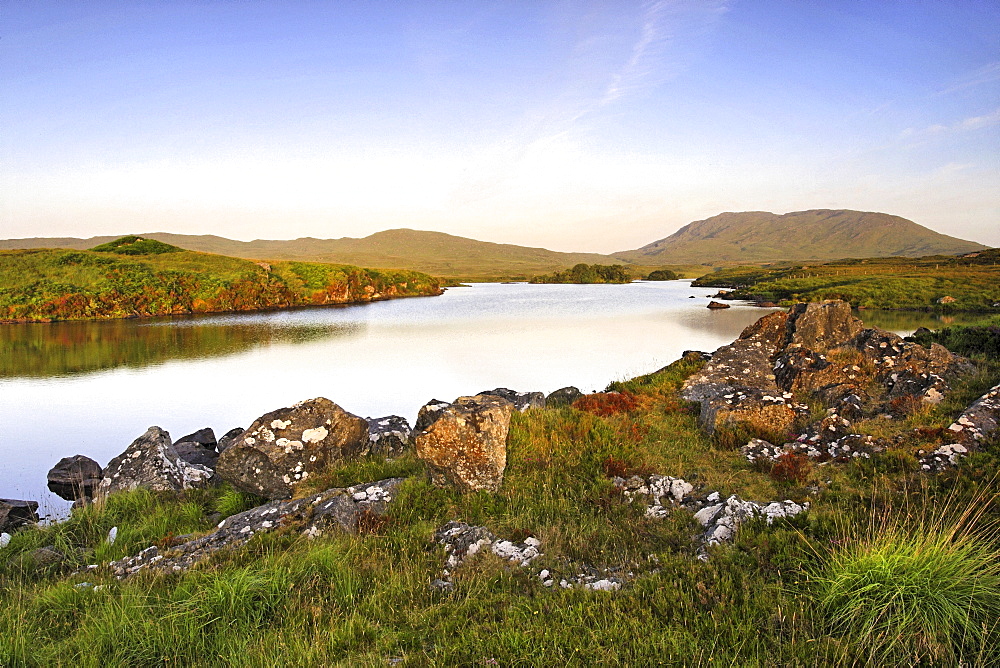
[[0, 237, 442, 323], [3, 339, 1000, 665], [692, 249, 1000, 311]]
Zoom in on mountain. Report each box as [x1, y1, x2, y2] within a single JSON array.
[[0, 229, 623, 280], [614, 210, 987, 264]]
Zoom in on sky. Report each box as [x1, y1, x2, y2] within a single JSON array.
[[1, 0, 998, 252]]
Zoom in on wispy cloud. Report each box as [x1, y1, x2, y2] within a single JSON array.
[[900, 107, 1000, 139], [937, 61, 1000, 96]]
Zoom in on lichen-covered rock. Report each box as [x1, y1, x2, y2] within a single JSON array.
[[945, 382, 1000, 446], [107, 477, 404, 578], [546, 386, 583, 408], [0, 499, 39, 533], [785, 300, 864, 352], [699, 388, 803, 436], [694, 496, 808, 548], [99, 427, 215, 495], [415, 395, 514, 493], [919, 443, 969, 472], [434, 521, 542, 570], [216, 397, 368, 500], [480, 388, 545, 412], [365, 415, 412, 456], [47, 455, 103, 501]]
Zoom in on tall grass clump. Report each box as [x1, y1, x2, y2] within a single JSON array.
[[810, 500, 1000, 665]]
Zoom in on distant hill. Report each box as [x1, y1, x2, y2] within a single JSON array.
[[614, 210, 986, 264], [0, 229, 623, 280]]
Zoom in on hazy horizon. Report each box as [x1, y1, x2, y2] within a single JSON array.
[[3, 1, 998, 252]]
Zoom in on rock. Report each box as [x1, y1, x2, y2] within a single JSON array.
[[434, 521, 543, 570], [699, 388, 802, 436], [216, 397, 369, 500], [682, 350, 712, 362], [741, 438, 785, 464], [108, 477, 405, 578], [365, 415, 412, 457], [415, 395, 514, 493], [414, 399, 451, 433], [173, 428, 217, 450], [707, 301, 731, 309], [756, 301, 778, 308], [47, 455, 103, 501], [785, 300, 864, 352], [943, 382, 1000, 447], [0, 499, 39, 532], [27, 546, 65, 568], [216, 427, 245, 453], [99, 427, 216, 495], [480, 388, 545, 412], [0, 533, 10, 548], [920, 443, 969, 472], [546, 386, 584, 408], [174, 443, 219, 468]]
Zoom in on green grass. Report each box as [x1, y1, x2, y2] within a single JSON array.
[[693, 250, 1000, 311], [0, 241, 442, 322], [3, 352, 1000, 665]]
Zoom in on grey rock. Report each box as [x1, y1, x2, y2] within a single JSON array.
[[98, 426, 215, 495], [217, 427, 245, 453], [365, 415, 412, 456], [108, 477, 405, 578], [173, 427, 217, 450], [173, 442, 219, 468], [0, 499, 39, 532], [47, 455, 103, 501], [414, 399, 452, 433], [216, 397, 369, 499], [479, 388, 546, 412], [546, 386, 584, 407]]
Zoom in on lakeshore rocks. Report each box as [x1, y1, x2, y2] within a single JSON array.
[[546, 386, 583, 408], [480, 387, 546, 412], [707, 301, 731, 309], [107, 477, 405, 578], [365, 415, 412, 456], [415, 395, 514, 493], [47, 455, 103, 501], [216, 398, 368, 499], [681, 300, 972, 441], [0, 499, 39, 533], [99, 427, 215, 495]]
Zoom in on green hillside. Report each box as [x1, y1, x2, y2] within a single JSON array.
[[693, 249, 1000, 311], [615, 210, 986, 264], [0, 237, 442, 322], [0, 229, 625, 281]]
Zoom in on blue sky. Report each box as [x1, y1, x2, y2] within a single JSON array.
[[2, 0, 998, 251]]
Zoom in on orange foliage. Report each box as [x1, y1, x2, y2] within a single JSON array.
[[572, 391, 641, 416]]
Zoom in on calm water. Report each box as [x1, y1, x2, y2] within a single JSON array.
[[0, 282, 959, 516]]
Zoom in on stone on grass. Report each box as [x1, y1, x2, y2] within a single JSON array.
[[98, 426, 215, 495], [415, 395, 514, 493], [216, 397, 369, 499], [0, 499, 39, 533], [365, 415, 412, 456], [545, 386, 583, 408]]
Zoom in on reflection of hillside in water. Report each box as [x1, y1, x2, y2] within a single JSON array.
[[856, 310, 987, 334], [0, 318, 361, 378]]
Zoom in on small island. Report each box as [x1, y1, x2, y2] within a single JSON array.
[[529, 263, 633, 284]]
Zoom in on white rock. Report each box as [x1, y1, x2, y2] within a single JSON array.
[[0, 532, 10, 548], [107, 526, 118, 545]]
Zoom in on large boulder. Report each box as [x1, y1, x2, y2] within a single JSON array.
[[414, 399, 451, 433], [47, 455, 103, 501], [216, 397, 368, 499], [415, 395, 514, 493], [173, 428, 217, 449], [546, 386, 583, 408], [0, 499, 39, 533], [99, 427, 216, 495], [785, 300, 864, 352], [216, 427, 245, 453]]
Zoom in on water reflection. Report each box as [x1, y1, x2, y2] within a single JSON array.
[[0, 317, 362, 378], [856, 310, 987, 335]]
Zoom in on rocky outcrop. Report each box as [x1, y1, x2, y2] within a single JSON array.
[[681, 301, 972, 441], [216, 398, 368, 499], [365, 416, 412, 457], [415, 395, 514, 493], [216, 427, 245, 453], [173, 428, 219, 469], [108, 477, 404, 578], [47, 455, 103, 501], [545, 386, 583, 408], [479, 388, 546, 412], [99, 427, 215, 495], [174, 428, 216, 449], [944, 382, 1000, 446], [0, 499, 39, 533]]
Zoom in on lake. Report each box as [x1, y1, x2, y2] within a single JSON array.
[[0, 281, 972, 516]]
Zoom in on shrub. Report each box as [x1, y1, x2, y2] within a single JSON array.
[[810, 517, 1000, 664], [572, 391, 640, 416], [769, 452, 811, 484]]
